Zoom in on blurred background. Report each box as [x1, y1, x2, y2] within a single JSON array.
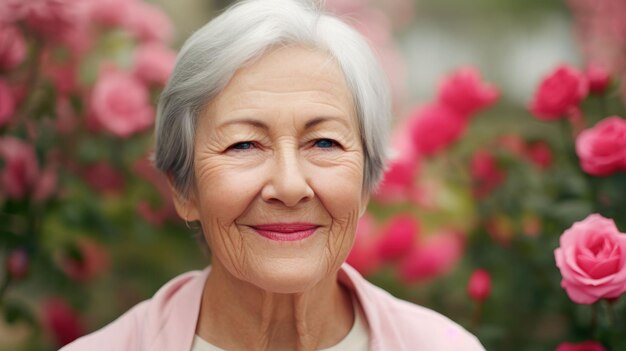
[[1, 0, 625, 350]]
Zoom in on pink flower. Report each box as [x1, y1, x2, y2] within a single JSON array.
[[346, 214, 381, 276], [374, 118, 421, 202], [0, 79, 15, 127], [399, 231, 464, 282], [527, 141, 553, 169], [55, 97, 77, 134], [82, 162, 125, 195], [85, 0, 133, 27], [5, 249, 29, 280], [133, 156, 177, 225], [123, 1, 173, 43], [575, 116, 626, 176], [0, 25, 26, 70], [377, 214, 419, 261], [0, 137, 39, 199], [496, 134, 527, 158], [409, 103, 467, 156], [57, 238, 110, 282], [43, 57, 79, 96], [132, 42, 177, 86], [12, 0, 87, 45], [437, 66, 499, 117], [555, 341, 607, 351], [33, 162, 58, 202], [42, 297, 84, 347], [471, 149, 505, 198], [90, 69, 154, 137], [529, 64, 588, 120], [554, 214, 626, 304], [467, 269, 492, 302], [568, 0, 626, 75], [585, 63, 610, 94]]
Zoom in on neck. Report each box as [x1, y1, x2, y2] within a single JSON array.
[[196, 261, 354, 351]]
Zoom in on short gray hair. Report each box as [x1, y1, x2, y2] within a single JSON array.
[[154, 0, 391, 198]]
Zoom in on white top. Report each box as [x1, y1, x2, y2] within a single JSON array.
[[191, 295, 369, 351]]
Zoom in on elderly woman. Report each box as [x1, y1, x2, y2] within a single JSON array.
[[62, 0, 484, 350]]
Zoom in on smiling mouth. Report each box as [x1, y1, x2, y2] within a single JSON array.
[[250, 223, 319, 241]]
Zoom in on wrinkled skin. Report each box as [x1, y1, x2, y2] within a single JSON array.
[[171, 46, 369, 350]]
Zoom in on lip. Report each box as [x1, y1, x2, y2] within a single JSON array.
[[250, 223, 319, 241]]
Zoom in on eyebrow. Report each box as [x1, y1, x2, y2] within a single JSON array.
[[218, 116, 350, 130]]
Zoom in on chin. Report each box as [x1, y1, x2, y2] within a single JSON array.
[[245, 258, 336, 294]]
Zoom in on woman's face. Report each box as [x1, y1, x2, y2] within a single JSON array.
[[176, 46, 368, 293]]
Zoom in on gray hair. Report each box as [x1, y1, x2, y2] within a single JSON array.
[[154, 0, 391, 199]]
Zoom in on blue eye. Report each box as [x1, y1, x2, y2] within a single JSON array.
[[230, 142, 254, 150], [314, 139, 337, 148]]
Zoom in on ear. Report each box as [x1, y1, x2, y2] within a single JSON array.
[[167, 175, 200, 222], [359, 191, 370, 217]]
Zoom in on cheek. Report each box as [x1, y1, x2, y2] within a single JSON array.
[[309, 158, 365, 219], [194, 159, 265, 223]]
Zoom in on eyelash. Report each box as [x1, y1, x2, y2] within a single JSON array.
[[226, 139, 341, 152]]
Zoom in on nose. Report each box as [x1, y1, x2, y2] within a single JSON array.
[[261, 148, 314, 207]]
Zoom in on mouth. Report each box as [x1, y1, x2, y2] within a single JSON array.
[[249, 223, 319, 242]]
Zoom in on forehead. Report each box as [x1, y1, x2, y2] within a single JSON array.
[[205, 46, 356, 125]]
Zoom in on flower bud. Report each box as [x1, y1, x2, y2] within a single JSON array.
[[468, 269, 491, 302]]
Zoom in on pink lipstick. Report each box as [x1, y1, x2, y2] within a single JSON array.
[[251, 223, 318, 241]]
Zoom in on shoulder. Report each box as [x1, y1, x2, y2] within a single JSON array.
[[60, 269, 207, 351], [340, 264, 485, 351]]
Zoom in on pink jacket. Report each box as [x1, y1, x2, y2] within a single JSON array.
[[61, 264, 485, 351]]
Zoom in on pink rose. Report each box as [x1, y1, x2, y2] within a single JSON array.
[[85, 0, 134, 27], [123, 1, 173, 43], [497, 134, 527, 157], [0, 137, 39, 199], [399, 231, 464, 282], [82, 162, 125, 195], [585, 63, 610, 94], [132, 42, 177, 86], [42, 297, 84, 347], [0, 79, 15, 127], [554, 214, 626, 304], [467, 269, 492, 302], [374, 118, 421, 202], [0, 25, 26, 70], [470, 149, 505, 198], [527, 141, 553, 170], [12, 0, 83, 41], [555, 341, 607, 351], [43, 58, 79, 96], [409, 103, 467, 156], [33, 162, 58, 202], [346, 214, 382, 276], [377, 214, 419, 261], [437, 66, 499, 117], [133, 156, 177, 224], [529, 64, 588, 120], [575, 116, 626, 176], [57, 238, 110, 282], [90, 69, 154, 137]]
